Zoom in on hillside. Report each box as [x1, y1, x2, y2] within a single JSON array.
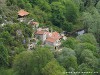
[[0, 0, 100, 75]]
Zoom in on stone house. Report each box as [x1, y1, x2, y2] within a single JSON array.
[[35, 29, 62, 48], [35, 30, 48, 42], [45, 32, 62, 48], [17, 9, 29, 22], [30, 22, 39, 29]]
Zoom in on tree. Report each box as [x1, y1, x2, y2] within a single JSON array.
[[88, 8, 100, 43], [0, 31, 13, 45], [75, 43, 97, 55], [0, 43, 8, 67], [82, 7, 100, 43], [78, 63, 94, 75], [76, 33, 98, 46], [13, 51, 33, 75], [33, 6, 49, 23], [17, 0, 25, 9], [63, 0, 79, 22], [80, 49, 98, 68], [25, 3, 32, 10], [51, 2, 66, 27], [81, 0, 97, 7], [96, 1, 100, 13], [32, 47, 54, 75], [42, 59, 66, 75], [57, 48, 78, 71], [62, 21, 73, 32], [0, 68, 14, 75], [75, 42, 98, 64], [61, 38, 79, 49], [82, 12, 93, 31], [6, 0, 17, 6]]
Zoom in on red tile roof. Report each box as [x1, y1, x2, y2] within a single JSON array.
[[51, 32, 61, 39], [35, 30, 61, 43], [18, 9, 29, 16], [46, 32, 61, 43], [46, 38, 56, 43], [31, 22, 39, 25]]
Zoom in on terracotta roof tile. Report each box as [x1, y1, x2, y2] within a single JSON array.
[[51, 32, 61, 39], [18, 9, 29, 16], [46, 38, 56, 43]]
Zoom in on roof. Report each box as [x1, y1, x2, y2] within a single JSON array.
[[31, 22, 39, 25], [45, 32, 61, 43], [46, 38, 57, 43], [18, 9, 29, 16], [51, 32, 61, 39]]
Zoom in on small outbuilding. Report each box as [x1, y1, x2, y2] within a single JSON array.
[[17, 9, 29, 22]]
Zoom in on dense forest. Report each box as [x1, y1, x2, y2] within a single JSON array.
[[0, 0, 100, 75]]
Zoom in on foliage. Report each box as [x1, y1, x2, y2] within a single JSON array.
[[0, 0, 100, 75], [42, 59, 66, 75], [13, 51, 33, 75], [61, 37, 79, 49], [80, 49, 98, 68], [76, 33, 98, 46], [32, 47, 54, 75], [57, 48, 78, 71], [0, 68, 14, 75], [78, 63, 94, 75], [0, 43, 8, 67]]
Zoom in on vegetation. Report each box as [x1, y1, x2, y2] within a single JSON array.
[[0, 0, 100, 75]]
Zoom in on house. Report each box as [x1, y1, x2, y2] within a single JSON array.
[[35, 30, 48, 42], [17, 9, 29, 22], [35, 28, 62, 49], [45, 32, 62, 48], [45, 38, 61, 47], [30, 22, 39, 29]]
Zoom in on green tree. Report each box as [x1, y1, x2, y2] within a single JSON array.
[[62, 21, 73, 32], [96, 1, 100, 13], [61, 38, 79, 49], [63, 0, 79, 22], [76, 33, 97, 46], [80, 49, 98, 68], [51, 2, 66, 27], [78, 63, 94, 75], [13, 51, 33, 75], [0, 43, 8, 67], [32, 47, 54, 75], [75, 43, 97, 56], [42, 59, 66, 75], [6, 0, 17, 6], [82, 12, 93, 30], [17, 0, 25, 9], [0, 31, 13, 46], [0, 68, 14, 75], [88, 8, 100, 43], [33, 6, 49, 23], [82, 7, 100, 43], [57, 48, 78, 71]]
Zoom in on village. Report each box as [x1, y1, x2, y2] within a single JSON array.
[[0, 0, 100, 74], [17, 9, 67, 50]]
